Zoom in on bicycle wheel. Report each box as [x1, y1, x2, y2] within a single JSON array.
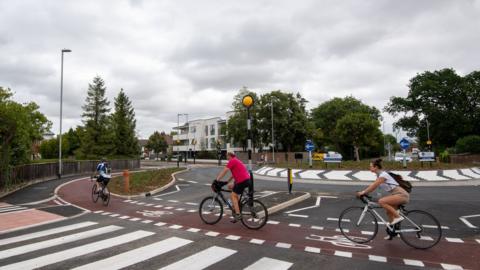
[[399, 210, 442, 249], [91, 184, 99, 203], [102, 187, 110, 206], [199, 196, 223, 225], [338, 207, 378, 243], [240, 199, 268, 230]]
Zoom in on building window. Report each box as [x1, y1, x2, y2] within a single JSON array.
[[205, 126, 208, 136], [205, 138, 209, 149], [210, 138, 216, 149], [190, 126, 196, 133], [210, 124, 215, 136]]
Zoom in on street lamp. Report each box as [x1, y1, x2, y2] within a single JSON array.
[[270, 96, 275, 164], [58, 48, 71, 178], [242, 94, 254, 193]]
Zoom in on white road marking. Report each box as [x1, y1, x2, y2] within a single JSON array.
[[361, 231, 374, 235], [0, 230, 154, 270], [250, 239, 265, 245], [73, 237, 191, 270], [403, 259, 424, 267], [369, 255, 387, 262], [129, 218, 141, 221], [187, 180, 198, 184], [305, 246, 321, 253], [93, 210, 104, 213], [154, 205, 163, 208], [159, 246, 236, 270], [187, 228, 201, 233], [334, 251, 352, 258], [154, 185, 181, 197], [142, 220, 153, 223], [288, 214, 308, 218], [186, 202, 199, 206], [288, 223, 301, 227], [445, 238, 464, 243], [459, 214, 480, 229], [226, 235, 241, 240], [267, 220, 279, 225], [0, 221, 97, 246], [205, 231, 220, 237], [311, 226, 324, 230], [145, 203, 154, 206], [275, 242, 291, 249], [154, 222, 167, 227], [168, 200, 179, 203], [169, 225, 183, 229], [244, 257, 293, 270], [110, 214, 120, 217], [441, 263, 464, 270], [0, 225, 122, 259]]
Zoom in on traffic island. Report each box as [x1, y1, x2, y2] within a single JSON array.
[[259, 191, 311, 215]]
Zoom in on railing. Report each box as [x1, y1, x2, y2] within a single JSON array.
[[0, 159, 140, 190]]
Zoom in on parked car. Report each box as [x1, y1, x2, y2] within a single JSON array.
[[394, 152, 412, 162]]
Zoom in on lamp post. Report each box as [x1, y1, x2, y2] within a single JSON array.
[[271, 96, 275, 164], [426, 119, 432, 150], [58, 48, 71, 178], [242, 95, 254, 193]]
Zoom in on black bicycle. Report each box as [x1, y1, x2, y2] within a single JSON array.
[[199, 180, 268, 230], [91, 175, 111, 206], [338, 194, 442, 249]]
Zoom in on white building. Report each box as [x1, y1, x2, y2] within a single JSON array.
[[172, 117, 227, 155]]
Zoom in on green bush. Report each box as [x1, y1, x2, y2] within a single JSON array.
[[439, 150, 450, 163], [455, 135, 480, 154]]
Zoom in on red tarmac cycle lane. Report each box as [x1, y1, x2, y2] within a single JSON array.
[[58, 178, 479, 270]]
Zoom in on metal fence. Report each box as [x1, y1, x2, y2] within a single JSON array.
[[0, 159, 140, 190]]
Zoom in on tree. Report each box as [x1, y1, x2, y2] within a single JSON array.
[[311, 96, 381, 159], [146, 131, 168, 159], [111, 89, 139, 157], [63, 127, 81, 157], [336, 113, 382, 161], [77, 76, 111, 159], [1, 87, 50, 183], [257, 91, 312, 152], [385, 68, 480, 151]]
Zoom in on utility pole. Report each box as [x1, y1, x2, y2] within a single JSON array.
[[271, 97, 275, 163]]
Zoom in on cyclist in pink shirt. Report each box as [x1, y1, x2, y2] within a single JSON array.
[[216, 152, 251, 222]]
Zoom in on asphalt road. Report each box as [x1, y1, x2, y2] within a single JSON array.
[[0, 166, 479, 269]]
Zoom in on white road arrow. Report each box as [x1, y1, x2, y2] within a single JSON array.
[[459, 214, 480, 229], [284, 195, 337, 218]]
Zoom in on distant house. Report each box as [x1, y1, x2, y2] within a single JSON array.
[[139, 133, 173, 159]]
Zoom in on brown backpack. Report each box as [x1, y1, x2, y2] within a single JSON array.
[[388, 172, 412, 193]]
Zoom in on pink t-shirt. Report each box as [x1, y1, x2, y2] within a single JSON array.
[[227, 157, 250, 184]]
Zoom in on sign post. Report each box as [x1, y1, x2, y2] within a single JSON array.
[[399, 138, 410, 168], [305, 140, 315, 168]]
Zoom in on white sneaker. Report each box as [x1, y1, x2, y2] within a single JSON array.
[[390, 216, 404, 225]]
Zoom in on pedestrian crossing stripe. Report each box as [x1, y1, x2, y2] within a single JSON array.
[[244, 257, 293, 270], [0, 230, 154, 270], [0, 225, 122, 259], [72, 237, 192, 270], [159, 246, 236, 270], [0, 205, 28, 214], [0, 221, 97, 246]]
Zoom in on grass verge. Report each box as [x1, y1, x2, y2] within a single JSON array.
[[109, 167, 185, 195]]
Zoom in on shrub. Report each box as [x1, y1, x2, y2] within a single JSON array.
[[455, 135, 480, 154]]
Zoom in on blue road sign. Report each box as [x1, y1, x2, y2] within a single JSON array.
[[305, 140, 315, 152], [399, 138, 410, 150]]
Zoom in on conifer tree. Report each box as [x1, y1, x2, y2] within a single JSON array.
[[111, 89, 139, 157]]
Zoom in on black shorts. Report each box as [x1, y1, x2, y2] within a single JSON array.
[[233, 179, 251, 195], [96, 176, 110, 186]]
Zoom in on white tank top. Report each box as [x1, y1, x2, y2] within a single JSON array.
[[378, 171, 399, 192]]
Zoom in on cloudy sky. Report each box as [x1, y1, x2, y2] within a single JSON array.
[[1, 0, 479, 139]]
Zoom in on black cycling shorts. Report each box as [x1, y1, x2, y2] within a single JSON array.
[[233, 179, 251, 195], [96, 175, 110, 185]]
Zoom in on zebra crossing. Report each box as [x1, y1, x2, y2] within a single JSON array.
[[0, 220, 294, 270], [0, 204, 27, 214]]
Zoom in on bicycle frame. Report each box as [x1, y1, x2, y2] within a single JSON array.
[[212, 188, 250, 213], [358, 200, 422, 234]]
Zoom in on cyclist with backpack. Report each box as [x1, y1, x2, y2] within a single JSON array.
[[356, 158, 410, 227], [95, 158, 110, 194]]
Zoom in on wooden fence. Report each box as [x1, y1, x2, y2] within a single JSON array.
[[0, 159, 140, 190]]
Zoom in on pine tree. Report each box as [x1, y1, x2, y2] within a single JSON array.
[[111, 89, 139, 157], [78, 76, 111, 159]]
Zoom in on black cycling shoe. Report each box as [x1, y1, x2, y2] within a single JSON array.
[[230, 213, 241, 223]]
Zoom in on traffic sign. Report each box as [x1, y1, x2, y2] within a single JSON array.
[[305, 140, 315, 152], [399, 138, 410, 150]]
